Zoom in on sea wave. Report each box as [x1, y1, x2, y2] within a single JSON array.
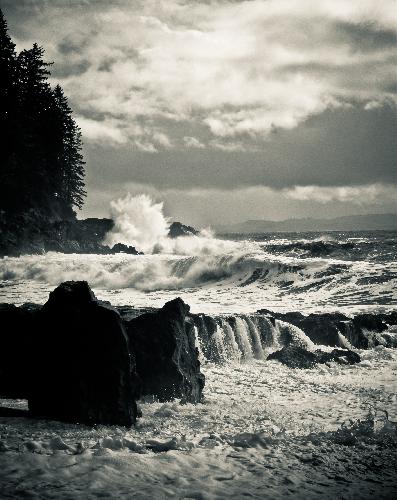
[[0, 249, 396, 299], [264, 238, 397, 261]]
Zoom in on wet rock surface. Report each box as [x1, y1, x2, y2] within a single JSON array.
[[267, 345, 318, 368], [126, 298, 205, 403], [28, 281, 140, 427], [0, 304, 33, 398], [268, 345, 361, 368], [258, 308, 397, 348], [168, 221, 198, 238]]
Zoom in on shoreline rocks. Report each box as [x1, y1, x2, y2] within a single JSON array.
[[257, 309, 397, 349], [29, 281, 140, 427], [127, 298, 205, 403], [1, 285, 396, 425], [0, 214, 197, 257], [0, 282, 205, 425], [267, 345, 361, 369], [0, 215, 142, 256]]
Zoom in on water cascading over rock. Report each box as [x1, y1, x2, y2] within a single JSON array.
[[191, 313, 316, 363]]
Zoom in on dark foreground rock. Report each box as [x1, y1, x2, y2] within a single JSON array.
[[28, 281, 140, 426], [268, 345, 361, 369], [0, 284, 205, 424], [127, 298, 205, 403], [0, 304, 34, 398]]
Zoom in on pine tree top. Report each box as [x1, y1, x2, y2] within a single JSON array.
[[0, 8, 16, 58]]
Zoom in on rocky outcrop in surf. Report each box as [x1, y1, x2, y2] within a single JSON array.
[[1, 281, 396, 425], [126, 298, 205, 404], [190, 309, 396, 363], [257, 309, 397, 349], [0, 215, 142, 256], [0, 212, 198, 256], [267, 345, 361, 369], [0, 283, 205, 424], [28, 281, 140, 427], [168, 222, 198, 239]]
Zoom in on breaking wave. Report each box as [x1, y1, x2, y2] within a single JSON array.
[[103, 193, 239, 255], [1, 248, 396, 314], [0, 196, 396, 314], [264, 236, 397, 262]]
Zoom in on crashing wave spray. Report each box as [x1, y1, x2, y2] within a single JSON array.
[[103, 193, 241, 255], [104, 194, 170, 253]]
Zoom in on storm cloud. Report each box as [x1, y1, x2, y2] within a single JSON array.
[[2, 0, 396, 224]]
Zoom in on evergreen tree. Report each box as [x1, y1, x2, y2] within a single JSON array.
[[0, 10, 18, 209], [0, 8, 86, 220], [52, 85, 86, 215], [16, 44, 54, 211]]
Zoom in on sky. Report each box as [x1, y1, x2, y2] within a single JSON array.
[[2, 0, 397, 227]]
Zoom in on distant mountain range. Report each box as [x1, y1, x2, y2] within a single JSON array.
[[217, 213, 397, 233]]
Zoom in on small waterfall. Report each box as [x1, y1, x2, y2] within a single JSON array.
[[256, 316, 280, 347], [275, 320, 316, 351], [192, 311, 313, 364], [244, 316, 264, 359], [234, 317, 254, 360], [337, 331, 353, 350], [220, 318, 241, 361], [212, 323, 229, 362], [193, 325, 206, 363]]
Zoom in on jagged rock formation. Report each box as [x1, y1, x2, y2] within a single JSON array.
[[126, 298, 205, 403], [28, 281, 140, 426], [1, 281, 396, 423], [168, 222, 198, 239]]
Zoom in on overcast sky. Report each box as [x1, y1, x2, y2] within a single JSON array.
[[3, 0, 397, 226]]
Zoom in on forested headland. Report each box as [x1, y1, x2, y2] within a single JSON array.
[[0, 9, 85, 222], [0, 10, 126, 256]]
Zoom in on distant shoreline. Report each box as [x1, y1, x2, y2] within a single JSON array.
[[216, 213, 397, 234]]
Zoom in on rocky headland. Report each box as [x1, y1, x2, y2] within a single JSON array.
[[0, 212, 197, 257]]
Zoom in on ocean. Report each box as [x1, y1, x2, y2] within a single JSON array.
[[0, 229, 396, 498]]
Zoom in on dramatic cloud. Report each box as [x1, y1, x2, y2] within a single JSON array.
[[283, 183, 397, 205], [3, 0, 396, 149], [2, 0, 396, 224]]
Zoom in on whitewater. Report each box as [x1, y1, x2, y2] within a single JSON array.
[[1, 231, 396, 315], [1, 195, 396, 499]]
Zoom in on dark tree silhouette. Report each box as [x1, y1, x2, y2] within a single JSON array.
[[53, 85, 86, 214], [0, 9, 18, 210], [0, 9, 86, 221]]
